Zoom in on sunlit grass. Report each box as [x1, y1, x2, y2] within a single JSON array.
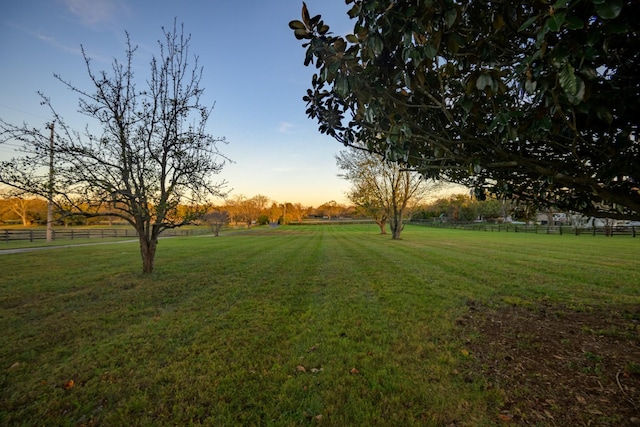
[[1, 224, 638, 425]]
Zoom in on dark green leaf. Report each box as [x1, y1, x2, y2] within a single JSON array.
[[302, 2, 310, 25], [369, 36, 383, 57], [595, 0, 622, 19], [546, 12, 566, 32], [578, 67, 597, 80], [424, 44, 437, 59], [294, 28, 310, 40], [334, 75, 349, 98], [448, 34, 460, 53], [334, 38, 346, 53], [346, 34, 359, 44], [348, 3, 362, 19], [518, 15, 538, 32], [565, 16, 584, 30], [310, 15, 321, 26], [289, 20, 306, 30], [445, 8, 457, 28], [553, 0, 571, 9], [559, 63, 577, 95]]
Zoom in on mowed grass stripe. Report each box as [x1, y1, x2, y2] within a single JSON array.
[[1, 225, 638, 425]]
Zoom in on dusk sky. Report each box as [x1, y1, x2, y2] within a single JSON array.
[[0, 0, 358, 207]]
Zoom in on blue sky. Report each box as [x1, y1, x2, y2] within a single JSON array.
[[0, 0, 355, 207]]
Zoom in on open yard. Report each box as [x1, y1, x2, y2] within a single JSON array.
[[1, 225, 638, 426]]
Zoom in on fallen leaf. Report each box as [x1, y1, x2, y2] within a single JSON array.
[[576, 395, 586, 404], [498, 413, 513, 422], [350, 367, 359, 375], [296, 365, 307, 373], [460, 349, 470, 357], [314, 414, 323, 421], [63, 379, 75, 390]]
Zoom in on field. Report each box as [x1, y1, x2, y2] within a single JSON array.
[[1, 224, 639, 426]]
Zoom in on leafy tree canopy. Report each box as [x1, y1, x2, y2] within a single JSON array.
[[291, 0, 640, 220]]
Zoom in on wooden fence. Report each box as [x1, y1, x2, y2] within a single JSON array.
[[409, 220, 637, 237], [289, 219, 376, 226], [0, 227, 210, 243]]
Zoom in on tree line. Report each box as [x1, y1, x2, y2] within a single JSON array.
[[0, 192, 357, 227]]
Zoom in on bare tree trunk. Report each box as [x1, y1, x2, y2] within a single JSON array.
[[376, 219, 387, 234], [390, 221, 402, 239], [390, 203, 406, 240], [139, 235, 157, 274]]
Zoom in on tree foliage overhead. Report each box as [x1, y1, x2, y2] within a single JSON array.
[[0, 22, 228, 273], [291, 0, 640, 220]]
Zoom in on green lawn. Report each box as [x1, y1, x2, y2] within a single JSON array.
[[1, 224, 638, 426]]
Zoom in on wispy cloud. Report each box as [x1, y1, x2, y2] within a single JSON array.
[[278, 122, 295, 134], [62, 0, 129, 26], [36, 33, 82, 56]]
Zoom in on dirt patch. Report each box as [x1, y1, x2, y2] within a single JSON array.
[[459, 301, 640, 426]]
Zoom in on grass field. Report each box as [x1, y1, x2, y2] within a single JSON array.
[[1, 224, 638, 426]]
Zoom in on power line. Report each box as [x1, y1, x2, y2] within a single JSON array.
[[0, 142, 24, 149], [0, 103, 50, 121]]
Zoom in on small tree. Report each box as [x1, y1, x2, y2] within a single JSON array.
[[317, 200, 343, 219], [204, 210, 229, 237], [337, 147, 435, 239], [0, 22, 228, 273]]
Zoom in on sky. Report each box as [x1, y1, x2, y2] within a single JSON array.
[[0, 0, 359, 207]]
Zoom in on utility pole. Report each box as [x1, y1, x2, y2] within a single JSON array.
[[282, 202, 287, 225], [46, 122, 54, 242]]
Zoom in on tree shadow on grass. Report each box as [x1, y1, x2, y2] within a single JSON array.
[[458, 300, 640, 426]]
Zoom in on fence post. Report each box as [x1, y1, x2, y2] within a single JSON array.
[[30, 230, 33, 242], [633, 226, 636, 238], [559, 226, 563, 235]]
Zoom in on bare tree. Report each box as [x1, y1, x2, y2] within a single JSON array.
[[203, 209, 229, 237], [337, 148, 437, 239], [0, 22, 229, 273]]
